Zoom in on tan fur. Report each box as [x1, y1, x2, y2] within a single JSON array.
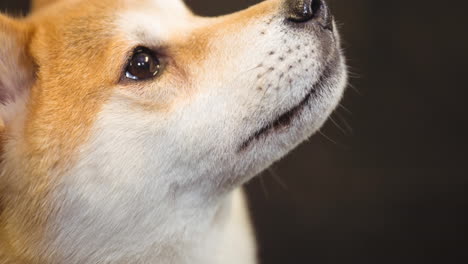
[[0, 1, 273, 262], [0, 0, 346, 262], [1, 4, 124, 261]]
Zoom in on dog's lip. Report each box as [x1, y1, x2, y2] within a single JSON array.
[[237, 63, 335, 152]]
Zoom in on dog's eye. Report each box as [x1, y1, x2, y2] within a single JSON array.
[[125, 47, 160, 81]]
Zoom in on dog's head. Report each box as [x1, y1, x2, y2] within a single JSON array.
[[0, 0, 346, 260]]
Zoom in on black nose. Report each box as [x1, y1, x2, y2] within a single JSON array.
[[286, 0, 333, 30]]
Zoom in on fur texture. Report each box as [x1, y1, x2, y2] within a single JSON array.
[[0, 0, 347, 263]]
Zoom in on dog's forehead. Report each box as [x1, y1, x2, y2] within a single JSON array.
[[27, 0, 193, 58], [136, 0, 188, 13], [31, 0, 190, 25], [121, 0, 191, 18], [74, 0, 190, 42], [94, 0, 189, 12], [116, 0, 194, 41]]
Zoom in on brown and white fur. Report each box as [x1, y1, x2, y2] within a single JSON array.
[[0, 0, 347, 263]]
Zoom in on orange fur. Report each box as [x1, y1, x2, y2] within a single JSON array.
[[0, 0, 328, 262]]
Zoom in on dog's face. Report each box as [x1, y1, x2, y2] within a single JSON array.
[[0, 0, 346, 259]]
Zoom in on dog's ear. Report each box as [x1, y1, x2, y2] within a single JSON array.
[[0, 15, 34, 126]]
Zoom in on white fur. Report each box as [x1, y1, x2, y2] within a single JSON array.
[[41, 9, 346, 264], [0, 0, 347, 263], [0, 92, 28, 126], [0, 31, 32, 125]]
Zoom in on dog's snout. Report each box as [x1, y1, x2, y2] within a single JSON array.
[[286, 0, 333, 30]]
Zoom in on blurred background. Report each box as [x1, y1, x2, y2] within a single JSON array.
[[2, 0, 467, 263]]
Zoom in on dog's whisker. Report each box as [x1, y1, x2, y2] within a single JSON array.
[[329, 115, 347, 135], [252, 73, 286, 122], [227, 64, 265, 86], [267, 167, 289, 191], [338, 103, 352, 115], [259, 175, 269, 199], [335, 110, 354, 134], [346, 71, 361, 79], [347, 82, 362, 95], [318, 130, 339, 145], [248, 70, 278, 118], [345, 66, 361, 78]]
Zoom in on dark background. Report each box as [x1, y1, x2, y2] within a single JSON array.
[[2, 0, 467, 263]]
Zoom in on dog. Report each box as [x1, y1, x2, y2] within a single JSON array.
[[0, 0, 347, 263]]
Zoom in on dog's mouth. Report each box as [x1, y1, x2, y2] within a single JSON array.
[[237, 63, 335, 152]]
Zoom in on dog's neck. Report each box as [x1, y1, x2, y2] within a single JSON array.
[[1, 180, 255, 264], [0, 109, 257, 263]]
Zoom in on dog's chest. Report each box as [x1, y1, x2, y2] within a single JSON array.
[[47, 189, 256, 264]]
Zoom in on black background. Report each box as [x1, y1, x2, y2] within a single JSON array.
[[1, 0, 467, 263]]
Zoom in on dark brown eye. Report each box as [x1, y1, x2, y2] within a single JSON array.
[[125, 47, 160, 81]]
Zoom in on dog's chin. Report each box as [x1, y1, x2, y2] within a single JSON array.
[[237, 62, 337, 153], [238, 56, 344, 151], [228, 57, 346, 187]]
